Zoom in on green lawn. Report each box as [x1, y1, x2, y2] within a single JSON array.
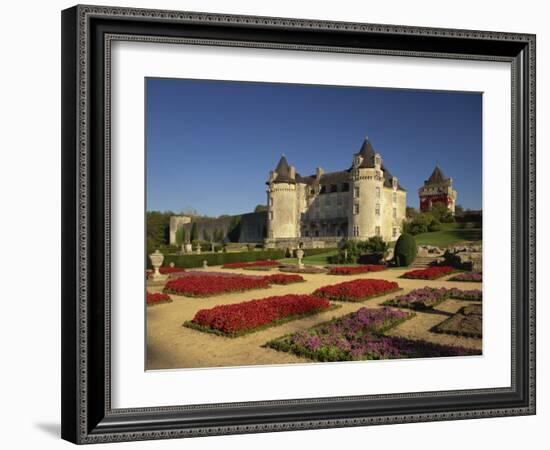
[[279, 249, 339, 266], [413, 223, 482, 247]]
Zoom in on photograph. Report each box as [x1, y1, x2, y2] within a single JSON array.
[[145, 78, 484, 370]]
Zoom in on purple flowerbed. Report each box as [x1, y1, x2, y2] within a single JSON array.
[[266, 307, 479, 361], [447, 288, 482, 301], [383, 287, 482, 310], [449, 272, 482, 282], [383, 287, 450, 310]]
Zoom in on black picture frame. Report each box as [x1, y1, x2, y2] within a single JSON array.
[[61, 4, 536, 444]]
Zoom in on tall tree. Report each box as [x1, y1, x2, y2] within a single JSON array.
[[190, 222, 199, 242]]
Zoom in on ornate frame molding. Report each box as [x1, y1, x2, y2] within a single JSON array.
[[61, 4, 536, 444]]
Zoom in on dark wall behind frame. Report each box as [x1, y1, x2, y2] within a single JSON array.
[[61, 5, 535, 444]]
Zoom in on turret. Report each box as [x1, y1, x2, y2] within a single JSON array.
[[418, 164, 457, 213], [349, 138, 385, 239], [266, 155, 300, 239]]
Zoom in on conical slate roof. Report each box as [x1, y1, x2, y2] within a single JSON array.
[[357, 137, 376, 168], [426, 165, 448, 184], [272, 155, 295, 183]]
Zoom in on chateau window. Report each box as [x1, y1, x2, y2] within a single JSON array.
[[341, 183, 350, 192], [375, 226, 381, 236], [269, 196, 273, 206], [393, 207, 397, 218], [392, 192, 397, 203], [337, 196, 343, 206], [353, 226, 360, 237], [392, 227, 397, 238], [354, 186, 360, 198], [330, 184, 338, 193], [320, 185, 327, 194], [269, 211, 273, 220], [326, 197, 331, 206], [375, 203, 380, 215], [353, 203, 359, 215], [376, 187, 380, 198], [375, 156, 381, 166]]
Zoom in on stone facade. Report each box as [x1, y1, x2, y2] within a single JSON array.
[[168, 215, 191, 245], [418, 165, 457, 214], [265, 137, 407, 246]]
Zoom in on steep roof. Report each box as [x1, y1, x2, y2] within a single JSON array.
[[426, 165, 448, 184], [272, 155, 296, 183], [382, 165, 406, 191], [357, 137, 376, 168]]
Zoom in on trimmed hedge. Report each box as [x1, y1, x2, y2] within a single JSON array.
[[301, 247, 337, 257], [161, 250, 286, 269], [394, 233, 417, 267]]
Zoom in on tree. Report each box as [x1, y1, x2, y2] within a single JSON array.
[[455, 204, 464, 215], [403, 212, 441, 235], [406, 206, 419, 219], [202, 229, 211, 242], [227, 216, 241, 242], [254, 204, 268, 213], [190, 222, 199, 243], [175, 226, 186, 245], [430, 202, 455, 223]]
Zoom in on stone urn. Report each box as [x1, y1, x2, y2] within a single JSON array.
[[148, 249, 167, 282], [184, 243, 193, 253], [195, 244, 202, 255], [202, 260, 208, 269]]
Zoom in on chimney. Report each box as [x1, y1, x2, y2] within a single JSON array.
[[316, 166, 324, 178]]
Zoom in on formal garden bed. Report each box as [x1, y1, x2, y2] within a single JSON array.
[[184, 294, 336, 337], [279, 264, 327, 274], [382, 287, 451, 310], [449, 272, 482, 282], [313, 279, 400, 302], [383, 287, 482, 310], [164, 273, 270, 297], [432, 304, 482, 338], [222, 260, 280, 269], [146, 291, 173, 306], [265, 307, 480, 361], [262, 274, 305, 285], [401, 266, 455, 280], [327, 265, 387, 275]]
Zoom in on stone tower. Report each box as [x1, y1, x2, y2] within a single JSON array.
[[266, 156, 301, 239], [418, 164, 457, 214], [349, 138, 386, 239]]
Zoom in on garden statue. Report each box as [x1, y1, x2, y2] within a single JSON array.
[[149, 249, 167, 282], [169, 262, 175, 268], [184, 242, 193, 253], [202, 260, 208, 268], [296, 245, 305, 269], [195, 243, 201, 254]]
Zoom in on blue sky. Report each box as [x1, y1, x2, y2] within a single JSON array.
[[146, 78, 482, 215]]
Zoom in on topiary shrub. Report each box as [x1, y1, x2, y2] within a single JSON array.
[[394, 233, 417, 267]]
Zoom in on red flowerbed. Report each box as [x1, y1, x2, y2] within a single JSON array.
[[164, 274, 269, 297], [328, 265, 387, 275], [188, 294, 331, 336], [146, 267, 185, 278], [146, 291, 172, 306], [262, 274, 305, 285], [222, 260, 279, 269], [402, 266, 454, 280], [313, 279, 400, 302]]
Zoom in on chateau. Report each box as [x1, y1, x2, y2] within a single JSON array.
[[418, 165, 457, 214], [265, 137, 407, 247]]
